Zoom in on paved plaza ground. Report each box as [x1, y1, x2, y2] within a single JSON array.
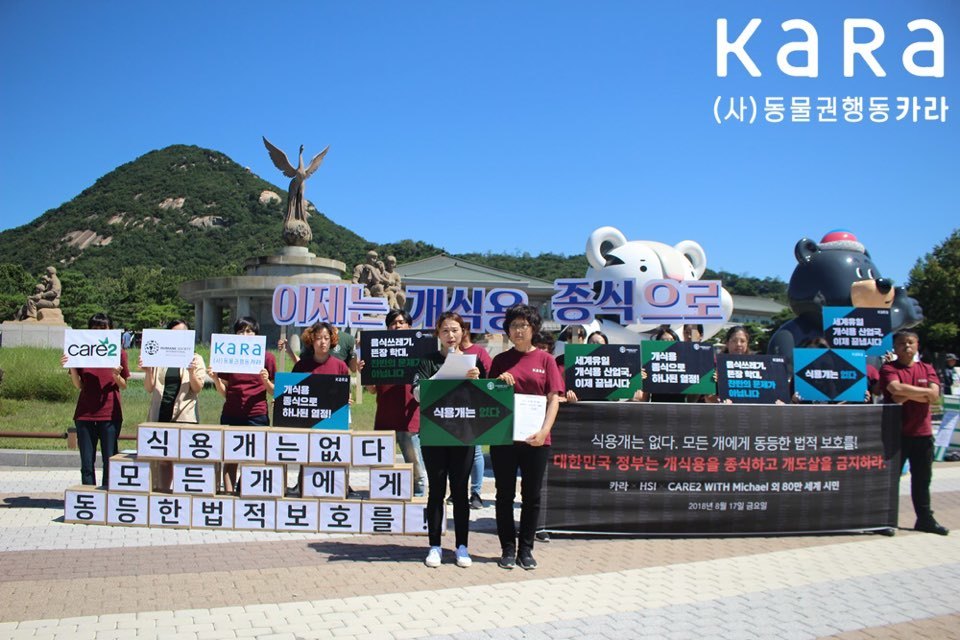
[[0, 459, 958, 640]]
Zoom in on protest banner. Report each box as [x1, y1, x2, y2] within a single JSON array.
[[272, 372, 350, 429], [793, 348, 867, 403], [63, 329, 122, 368], [716, 354, 790, 404], [563, 344, 642, 401], [641, 341, 717, 396], [419, 379, 514, 446], [823, 307, 892, 357], [359, 329, 437, 386], [140, 328, 196, 368], [209, 334, 266, 374], [543, 402, 901, 535]]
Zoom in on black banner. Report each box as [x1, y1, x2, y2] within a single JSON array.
[[716, 354, 790, 404], [360, 329, 437, 386], [823, 306, 892, 357], [544, 402, 901, 535]]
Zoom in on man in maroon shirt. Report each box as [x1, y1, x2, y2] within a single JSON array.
[[880, 330, 948, 535]]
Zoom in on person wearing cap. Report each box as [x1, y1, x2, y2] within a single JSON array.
[[938, 353, 959, 396]]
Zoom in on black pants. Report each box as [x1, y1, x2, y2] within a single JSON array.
[[75, 420, 120, 486], [422, 445, 473, 547], [491, 443, 550, 554], [902, 435, 934, 520]]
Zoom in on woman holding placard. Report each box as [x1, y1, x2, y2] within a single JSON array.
[[141, 319, 206, 490], [489, 304, 563, 570], [413, 311, 483, 568], [209, 316, 277, 494], [61, 312, 130, 487]]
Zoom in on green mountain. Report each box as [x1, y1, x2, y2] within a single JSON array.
[[0, 144, 432, 276]]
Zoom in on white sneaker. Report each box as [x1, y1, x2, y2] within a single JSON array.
[[424, 546, 442, 568], [455, 545, 472, 568]]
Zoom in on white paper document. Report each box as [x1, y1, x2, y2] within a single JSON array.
[[513, 393, 546, 441], [433, 353, 477, 380]]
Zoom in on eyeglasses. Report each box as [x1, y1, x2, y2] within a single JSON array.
[[509, 322, 532, 331]]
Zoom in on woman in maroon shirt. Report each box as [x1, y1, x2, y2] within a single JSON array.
[[61, 312, 130, 487], [209, 316, 277, 494], [490, 304, 563, 570], [292, 322, 350, 376]]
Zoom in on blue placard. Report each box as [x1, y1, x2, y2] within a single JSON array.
[[793, 348, 867, 403]]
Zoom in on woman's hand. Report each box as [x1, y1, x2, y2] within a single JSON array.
[[565, 389, 578, 403], [525, 429, 548, 447], [357, 359, 365, 372], [60, 354, 69, 367], [259, 369, 270, 383], [498, 372, 516, 386], [466, 366, 480, 380]]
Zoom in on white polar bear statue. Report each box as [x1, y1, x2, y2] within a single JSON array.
[[581, 226, 733, 343]]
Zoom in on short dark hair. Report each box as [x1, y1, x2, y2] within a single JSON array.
[[88, 312, 112, 330], [533, 331, 556, 353], [165, 319, 189, 330], [654, 327, 680, 341], [386, 309, 413, 327], [683, 323, 704, 335], [559, 324, 587, 341], [587, 331, 609, 344], [504, 304, 541, 335], [724, 325, 750, 343], [893, 329, 919, 344], [233, 316, 259, 334]]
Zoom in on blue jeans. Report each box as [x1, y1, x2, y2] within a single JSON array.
[[396, 432, 426, 495], [471, 445, 484, 495], [75, 420, 121, 486]]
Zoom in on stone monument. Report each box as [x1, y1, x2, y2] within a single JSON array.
[[262, 137, 329, 248], [2, 266, 69, 348]]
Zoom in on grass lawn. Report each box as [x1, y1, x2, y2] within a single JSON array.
[[0, 347, 378, 450]]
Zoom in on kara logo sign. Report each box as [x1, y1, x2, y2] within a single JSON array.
[[717, 18, 944, 78], [209, 334, 266, 374]]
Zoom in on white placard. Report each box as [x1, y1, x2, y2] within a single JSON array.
[[192, 497, 235, 529], [361, 502, 404, 534], [403, 500, 432, 536], [513, 393, 546, 441], [302, 466, 348, 498], [172, 462, 217, 495], [109, 456, 151, 492], [434, 353, 477, 380], [149, 495, 191, 528], [277, 499, 320, 532], [63, 329, 122, 368], [370, 466, 413, 501], [140, 328, 196, 368], [209, 334, 266, 374], [64, 488, 106, 524], [319, 500, 362, 533], [136, 425, 180, 460], [235, 499, 277, 530], [107, 493, 149, 527]]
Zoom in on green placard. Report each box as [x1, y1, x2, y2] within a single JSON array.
[[419, 379, 514, 446], [640, 341, 717, 395]]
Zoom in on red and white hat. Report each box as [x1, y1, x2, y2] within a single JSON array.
[[819, 229, 865, 253]]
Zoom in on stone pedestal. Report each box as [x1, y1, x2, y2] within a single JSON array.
[[1, 321, 69, 349]]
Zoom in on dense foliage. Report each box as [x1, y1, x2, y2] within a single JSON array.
[[907, 228, 960, 355], [0, 144, 788, 330]]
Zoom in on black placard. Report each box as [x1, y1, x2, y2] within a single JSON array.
[[640, 341, 717, 395], [543, 402, 901, 535], [359, 329, 438, 386], [563, 344, 642, 401], [716, 354, 789, 404]]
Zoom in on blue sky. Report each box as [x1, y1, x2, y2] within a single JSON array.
[[0, 1, 955, 286]]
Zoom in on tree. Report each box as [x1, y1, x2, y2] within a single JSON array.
[[907, 229, 960, 354]]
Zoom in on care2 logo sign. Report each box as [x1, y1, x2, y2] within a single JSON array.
[[63, 329, 122, 368]]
